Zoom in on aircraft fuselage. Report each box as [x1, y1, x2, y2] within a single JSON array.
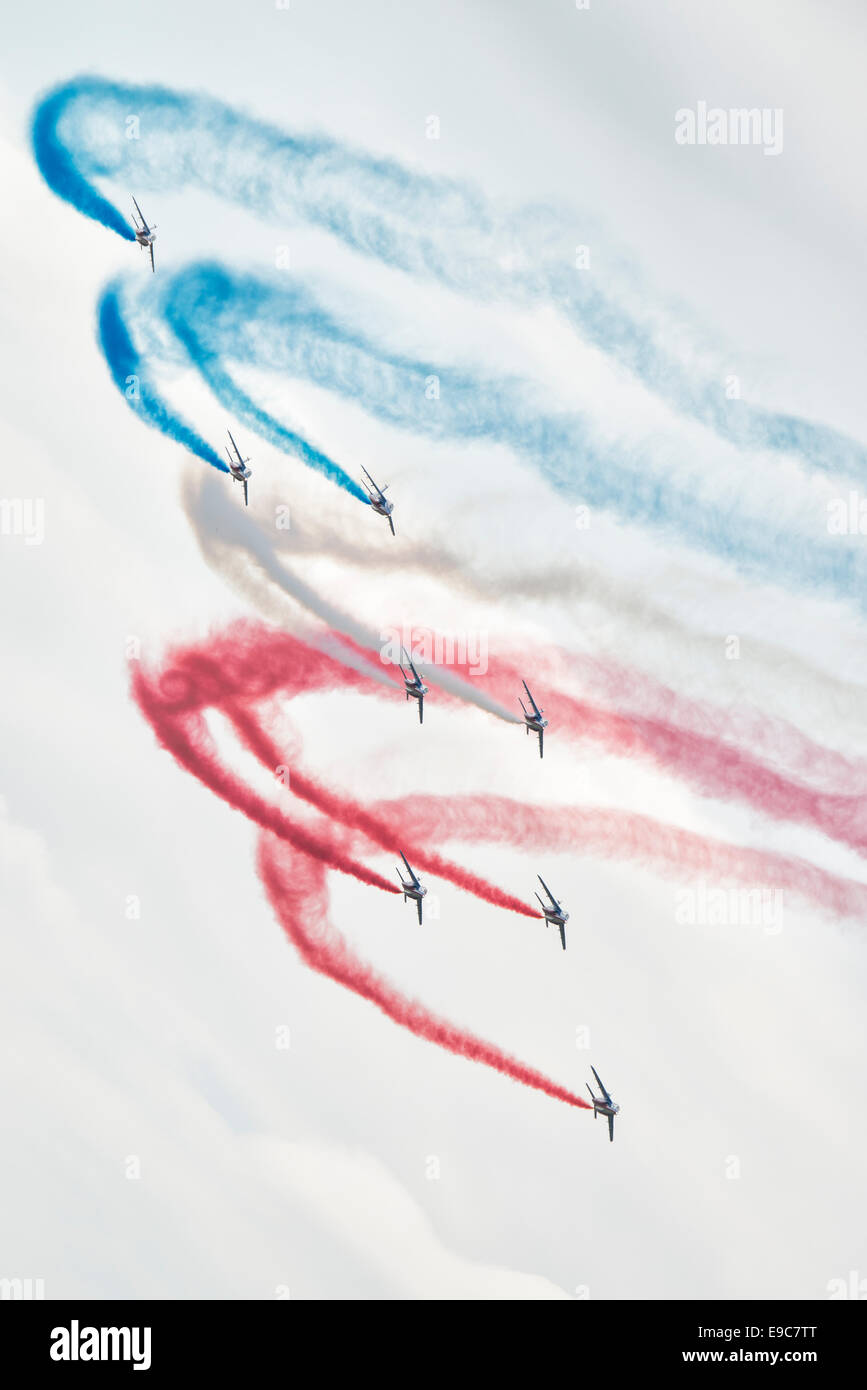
[[542, 907, 569, 928]]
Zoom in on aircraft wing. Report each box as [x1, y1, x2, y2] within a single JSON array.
[[226, 430, 242, 465], [387, 513, 395, 537], [559, 920, 566, 951], [131, 196, 148, 232], [361, 465, 387, 499], [522, 680, 543, 718], [591, 1066, 612, 1106], [418, 692, 424, 724], [400, 853, 420, 888], [243, 478, 248, 507], [537, 875, 560, 911], [538, 727, 544, 759], [148, 241, 155, 273], [608, 1113, 615, 1143], [416, 897, 423, 925]]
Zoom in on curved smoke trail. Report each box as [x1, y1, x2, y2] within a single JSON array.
[[103, 264, 867, 607], [259, 839, 590, 1112], [259, 499, 867, 770], [31, 75, 867, 479], [183, 471, 867, 858], [134, 620, 867, 924], [183, 471, 523, 725], [97, 282, 228, 472], [132, 627, 531, 912], [131, 619, 867, 1112]]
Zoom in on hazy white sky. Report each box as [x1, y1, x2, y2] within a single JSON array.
[[1, 0, 866, 1299]]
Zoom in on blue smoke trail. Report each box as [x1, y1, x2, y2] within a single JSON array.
[[119, 263, 866, 607], [98, 271, 368, 501], [31, 75, 867, 478], [32, 79, 136, 241], [161, 265, 368, 502], [97, 281, 227, 472]]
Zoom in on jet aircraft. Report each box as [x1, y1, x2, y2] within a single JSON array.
[[535, 875, 569, 950], [587, 1066, 620, 1142], [225, 430, 252, 506], [519, 680, 548, 758], [130, 196, 157, 272], [396, 852, 427, 924], [361, 467, 395, 536], [399, 647, 428, 724]]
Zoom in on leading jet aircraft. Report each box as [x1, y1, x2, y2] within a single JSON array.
[[225, 430, 252, 506], [587, 1066, 620, 1142], [396, 852, 427, 924], [361, 467, 395, 536], [535, 875, 569, 950], [519, 680, 548, 758], [399, 647, 428, 724], [130, 196, 157, 272]]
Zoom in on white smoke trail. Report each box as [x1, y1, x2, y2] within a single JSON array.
[[183, 471, 523, 725], [257, 488, 867, 772]]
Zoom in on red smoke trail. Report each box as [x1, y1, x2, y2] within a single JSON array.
[[409, 643, 867, 858], [563, 652, 867, 796], [258, 834, 590, 1110], [147, 619, 867, 861], [132, 626, 586, 1111], [368, 793, 867, 921], [133, 622, 867, 922], [131, 620, 867, 1114], [131, 661, 398, 894], [137, 627, 536, 917], [223, 700, 538, 919]]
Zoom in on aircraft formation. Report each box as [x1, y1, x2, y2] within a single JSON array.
[[131, 198, 620, 1142]]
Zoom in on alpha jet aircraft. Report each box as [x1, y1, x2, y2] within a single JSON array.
[[519, 680, 548, 758], [399, 647, 428, 724], [360, 467, 395, 536], [587, 1066, 620, 1142], [225, 430, 252, 506], [535, 875, 569, 950], [130, 196, 157, 272], [396, 852, 427, 924]]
